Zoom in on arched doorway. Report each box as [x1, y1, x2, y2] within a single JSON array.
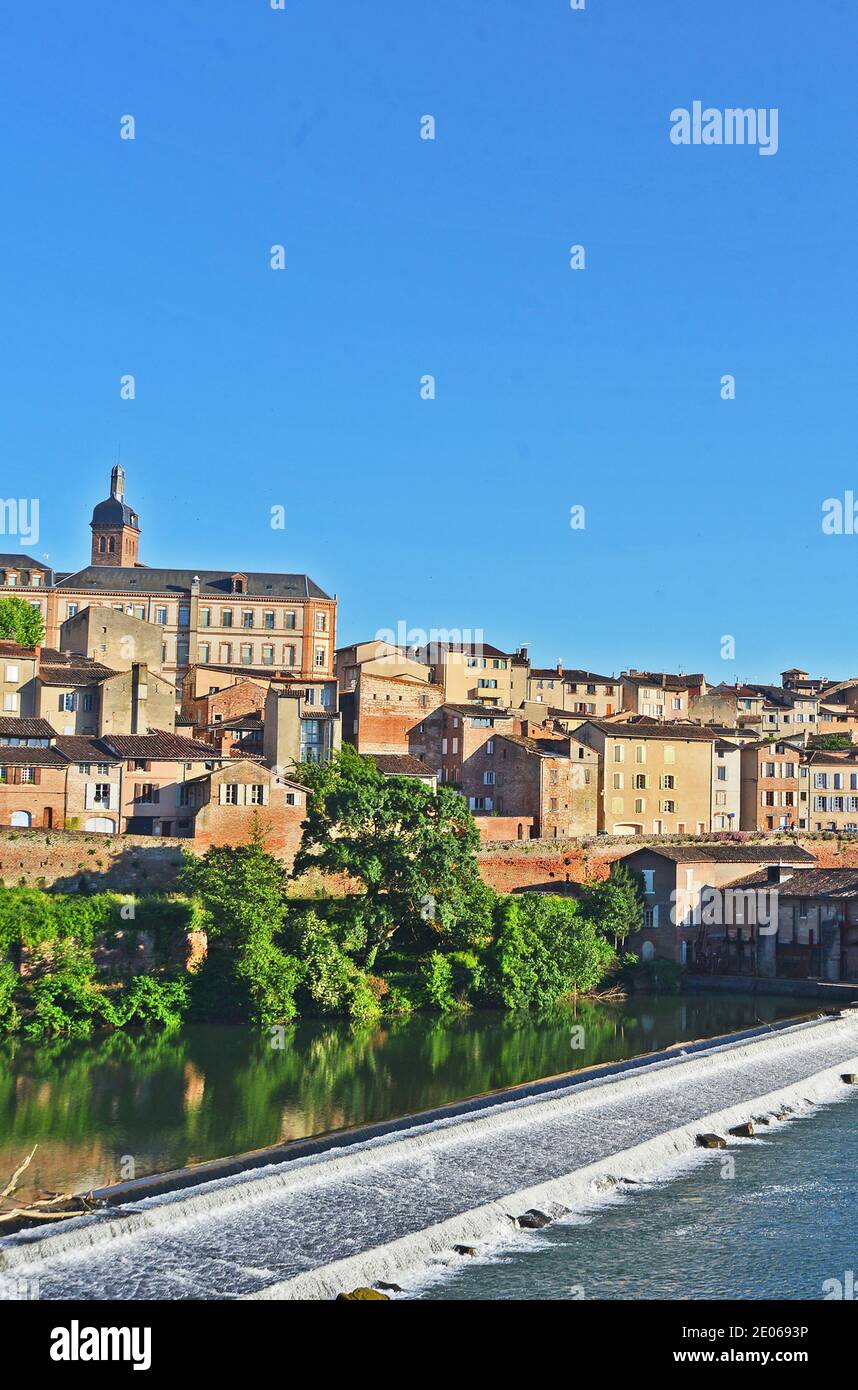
[[85, 817, 115, 833], [10, 811, 32, 827]]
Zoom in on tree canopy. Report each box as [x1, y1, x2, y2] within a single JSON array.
[[293, 746, 486, 964], [0, 595, 45, 647]]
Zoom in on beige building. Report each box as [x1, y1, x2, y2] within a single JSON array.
[[0, 642, 38, 718], [411, 641, 528, 709], [711, 738, 741, 830], [526, 666, 621, 718], [802, 750, 858, 832], [620, 671, 704, 721], [59, 606, 165, 675], [335, 640, 431, 692], [574, 720, 718, 835]]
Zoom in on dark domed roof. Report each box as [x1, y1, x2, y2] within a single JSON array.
[[91, 497, 139, 528]]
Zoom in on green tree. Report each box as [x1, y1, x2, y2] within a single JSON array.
[[486, 894, 615, 1011], [579, 863, 644, 949], [0, 595, 45, 646], [809, 734, 853, 751], [293, 746, 484, 966], [180, 821, 299, 1024]]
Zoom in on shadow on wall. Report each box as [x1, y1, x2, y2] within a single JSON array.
[[49, 845, 188, 896]]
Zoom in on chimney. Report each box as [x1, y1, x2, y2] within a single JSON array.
[[766, 863, 794, 885], [557, 661, 564, 677]]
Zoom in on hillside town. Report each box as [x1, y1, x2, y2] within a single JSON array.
[[3, 468, 858, 980]]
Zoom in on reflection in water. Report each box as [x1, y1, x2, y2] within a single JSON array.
[[0, 993, 806, 1203]]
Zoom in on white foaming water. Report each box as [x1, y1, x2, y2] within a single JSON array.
[[2, 1014, 857, 1300]]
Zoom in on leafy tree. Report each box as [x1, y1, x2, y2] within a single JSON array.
[[0, 595, 45, 646], [181, 823, 304, 1025], [180, 820, 288, 944], [293, 746, 484, 966], [486, 894, 615, 1011], [579, 863, 644, 948], [809, 734, 853, 751]]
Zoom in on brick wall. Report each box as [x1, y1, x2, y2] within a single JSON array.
[[474, 814, 536, 842], [353, 672, 444, 755]]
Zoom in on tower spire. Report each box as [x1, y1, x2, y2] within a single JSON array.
[[111, 463, 125, 501]]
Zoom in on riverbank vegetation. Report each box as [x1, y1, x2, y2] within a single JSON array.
[[0, 748, 644, 1038]]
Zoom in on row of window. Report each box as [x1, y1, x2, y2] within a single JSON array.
[[193, 642, 327, 669], [612, 744, 676, 764], [813, 796, 858, 812], [612, 773, 676, 790]]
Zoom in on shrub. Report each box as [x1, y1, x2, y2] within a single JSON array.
[[419, 952, 457, 1011], [116, 976, 190, 1030], [486, 895, 615, 1011], [0, 961, 20, 1033]]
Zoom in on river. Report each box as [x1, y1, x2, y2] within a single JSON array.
[[0, 991, 810, 1205]]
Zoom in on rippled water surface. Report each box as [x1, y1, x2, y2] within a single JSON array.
[[416, 1094, 858, 1300]]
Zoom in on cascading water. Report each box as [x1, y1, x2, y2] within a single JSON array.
[[2, 1013, 857, 1301]]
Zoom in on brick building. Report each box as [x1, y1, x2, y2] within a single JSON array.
[[339, 670, 444, 754], [0, 745, 68, 829], [409, 703, 516, 788], [464, 730, 598, 838], [739, 738, 802, 831], [190, 760, 309, 857]]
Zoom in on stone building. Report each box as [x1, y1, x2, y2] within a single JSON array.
[[464, 730, 599, 839]]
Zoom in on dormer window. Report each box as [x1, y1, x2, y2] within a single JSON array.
[[231, 574, 247, 594]]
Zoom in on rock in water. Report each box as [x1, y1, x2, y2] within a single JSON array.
[[336, 1287, 390, 1300], [841, 1074, 857, 1085], [696, 1133, 727, 1149], [728, 1122, 755, 1138], [453, 1244, 478, 1257], [516, 1209, 553, 1229], [374, 1282, 403, 1293]]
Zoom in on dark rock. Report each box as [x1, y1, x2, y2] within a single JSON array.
[[516, 1209, 552, 1229], [752, 1116, 772, 1126], [696, 1133, 727, 1149], [374, 1282, 403, 1294], [453, 1244, 478, 1257], [728, 1122, 756, 1138], [841, 1074, 857, 1085], [336, 1287, 390, 1300]]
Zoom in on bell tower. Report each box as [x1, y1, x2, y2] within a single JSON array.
[[90, 465, 141, 567]]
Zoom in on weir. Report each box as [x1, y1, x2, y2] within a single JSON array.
[[2, 1011, 858, 1301]]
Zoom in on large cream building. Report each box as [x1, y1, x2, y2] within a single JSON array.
[[573, 719, 719, 835]]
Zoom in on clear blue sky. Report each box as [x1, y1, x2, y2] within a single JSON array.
[[1, 1, 855, 683]]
